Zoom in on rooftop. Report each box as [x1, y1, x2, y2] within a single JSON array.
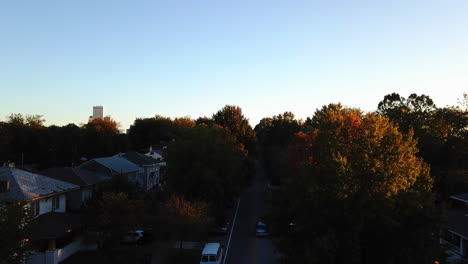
[[93, 156, 140, 174], [0, 168, 79, 201], [202, 243, 221, 255], [41, 167, 111, 186], [121, 151, 162, 166]]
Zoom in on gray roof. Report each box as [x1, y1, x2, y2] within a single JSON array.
[[121, 151, 162, 166], [41, 167, 111, 186], [0, 168, 79, 201], [93, 156, 140, 174], [450, 193, 468, 203]]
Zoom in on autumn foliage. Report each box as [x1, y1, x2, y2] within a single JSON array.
[[272, 103, 442, 264]]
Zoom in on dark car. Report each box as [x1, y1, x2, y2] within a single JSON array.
[[209, 221, 230, 236], [255, 220, 269, 237], [209, 225, 228, 236], [121, 230, 154, 245]]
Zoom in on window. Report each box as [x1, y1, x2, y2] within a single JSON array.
[[30, 201, 40, 216], [201, 256, 209, 262], [209, 255, 216, 261], [52, 196, 60, 211]]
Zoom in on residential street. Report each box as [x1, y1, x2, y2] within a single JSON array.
[[221, 161, 278, 264]]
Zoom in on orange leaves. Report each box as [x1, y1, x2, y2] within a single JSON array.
[[288, 130, 318, 170], [164, 194, 210, 228], [87, 118, 119, 133], [287, 104, 432, 198]]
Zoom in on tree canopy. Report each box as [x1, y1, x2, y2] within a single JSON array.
[[213, 105, 257, 154], [165, 125, 247, 210], [377, 93, 468, 199], [270, 103, 443, 264]]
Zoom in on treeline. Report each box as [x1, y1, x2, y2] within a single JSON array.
[[256, 93, 467, 264], [256, 93, 468, 200], [0, 104, 256, 209], [0, 114, 129, 169]]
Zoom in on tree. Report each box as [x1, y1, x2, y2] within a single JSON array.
[[213, 105, 257, 154], [195, 116, 215, 127], [377, 93, 468, 200], [165, 125, 247, 211], [0, 202, 34, 264], [255, 112, 302, 184], [128, 115, 176, 150], [173, 117, 195, 129], [164, 195, 210, 256], [93, 192, 144, 248], [1, 114, 48, 168], [81, 117, 126, 159], [271, 104, 444, 264], [377, 93, 436, 134]]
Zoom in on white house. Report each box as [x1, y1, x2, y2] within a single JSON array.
[[0, 167, 96, 264]]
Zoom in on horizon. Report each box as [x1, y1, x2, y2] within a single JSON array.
[[1, 1, 467, 129], [1, 92, 465, 130]]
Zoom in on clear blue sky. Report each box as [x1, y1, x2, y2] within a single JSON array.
[[1, 0, 467, 129]]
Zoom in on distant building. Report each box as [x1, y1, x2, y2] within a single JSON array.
[[88, 105, 103, 122]]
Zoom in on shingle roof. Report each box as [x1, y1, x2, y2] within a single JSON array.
[[93, 156, 140, 174], [41, 167, 111, 186], [450, 193, 468, 203], [0, 168, 79, 201], [121, 151, 161, 166]]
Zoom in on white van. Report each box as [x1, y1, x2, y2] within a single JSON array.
[[200, 243, 223, 264]]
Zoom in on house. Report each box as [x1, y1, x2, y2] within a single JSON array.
[[120, 152, 163, 191], [78, 156, 141, 189], [40, 167, 111, 210], [0, 167, 95, 264], [145, 146, 165, 163], [444, 193, 468, 263]]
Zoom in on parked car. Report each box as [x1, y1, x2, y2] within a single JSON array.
[[121, 230, 154, 244], [200, 243, 224, 264], [255, 220, 269, 237], [209, 221, 229, 236]]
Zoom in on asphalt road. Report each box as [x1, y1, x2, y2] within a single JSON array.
[[222, 161, 278, 264]]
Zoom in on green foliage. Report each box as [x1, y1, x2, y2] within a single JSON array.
[[377, 93, 468, 199], [0, 202, 34, 264], [0, 115, 128, 168], [213, 105, 257, 154], [271, 104, 444, 264], [93, 192, 144, 245], [195, 116, 215, 127], [255, 112, 302, 184], [128, 115, 196, 151], [165, 125, 247, 211]]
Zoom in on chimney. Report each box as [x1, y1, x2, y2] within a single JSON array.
[[0, 180, 10, 193]]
